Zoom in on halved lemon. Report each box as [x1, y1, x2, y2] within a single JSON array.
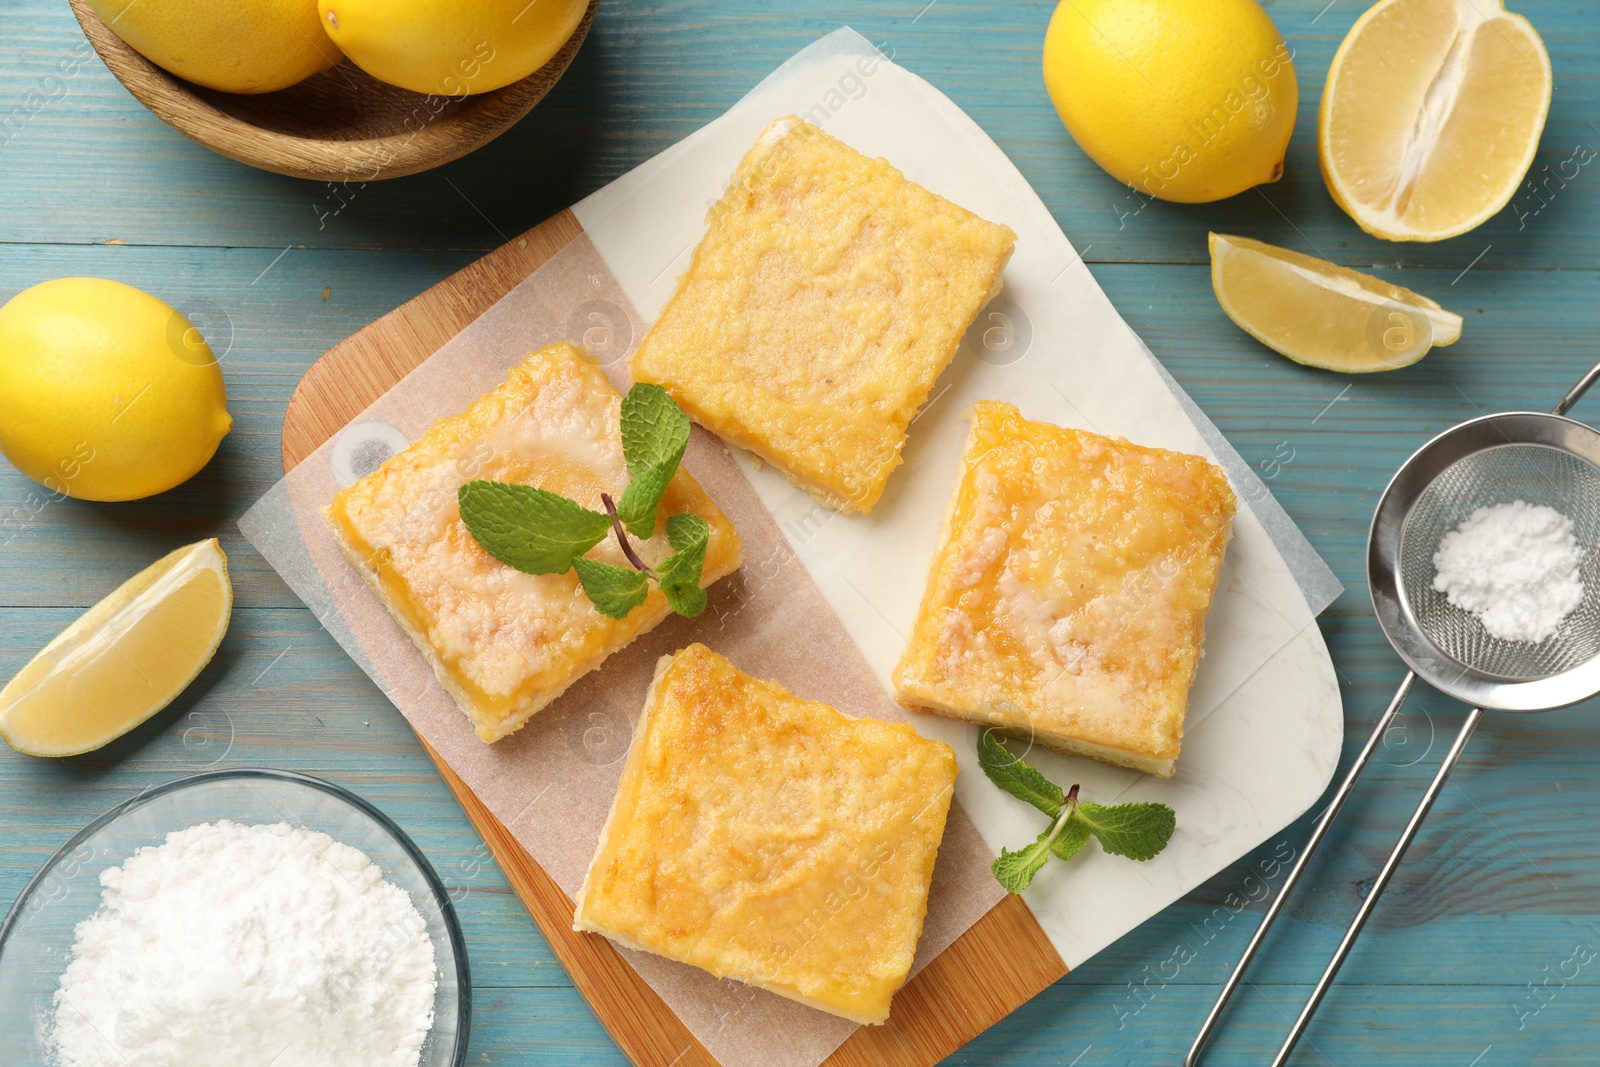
[[1319, 0, 1552, 242], [1210, 233, 1463, 372], [0, 539, 232, 757]]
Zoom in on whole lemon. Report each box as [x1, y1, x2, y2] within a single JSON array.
[[0, 279, 232, 502], [319, 0, 588, 96], [1043, 0, 1297, 203], [89, 0, 342, 95]]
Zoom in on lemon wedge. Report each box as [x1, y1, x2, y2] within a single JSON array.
[[0, 539, 232, 757], [1210, 233, 1462, 372], [1319, 0, 1552, 242]]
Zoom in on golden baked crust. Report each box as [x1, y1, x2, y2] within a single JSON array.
[[893, 402, 1236, 778], [325, 343, 742, 744], [631, 116, 1016, 514], [572, 643, 957, 1025]]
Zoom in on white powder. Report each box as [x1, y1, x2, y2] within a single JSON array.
[[49, 821, 438, 1067], [1432, 500, 1585, 643]]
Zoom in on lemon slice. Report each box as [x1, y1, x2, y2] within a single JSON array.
[[1319, 0, 1551, 242], [0, 539, 232, 757], [1210, 233, 1463, 372]]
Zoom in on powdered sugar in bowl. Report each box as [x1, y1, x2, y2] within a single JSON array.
[[0, 769, 470, 1067]]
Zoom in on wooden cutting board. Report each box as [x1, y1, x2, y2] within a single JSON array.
[[280, 208, 1068, 1067]]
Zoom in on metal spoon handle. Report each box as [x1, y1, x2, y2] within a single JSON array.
[[1269, 706, 1484, 1066], [1183, 671, 1417, 1067], [1553, 361, 1600, 416]]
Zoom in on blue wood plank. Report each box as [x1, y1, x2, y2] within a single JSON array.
[[2, 0, 1597, 269], [4, 0, 1600, 1063]]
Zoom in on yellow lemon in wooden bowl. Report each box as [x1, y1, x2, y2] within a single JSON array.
[[0, 279, 231, 502], [1042, 0, 1297, 202], [86, 0, 342, 94], [319, 0, 590, 96]]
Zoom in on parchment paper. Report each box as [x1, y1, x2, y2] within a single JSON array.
[[241, 28, 1347, 1064]]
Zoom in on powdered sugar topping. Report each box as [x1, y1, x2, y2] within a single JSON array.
[[1431, 500, 1584, 644]]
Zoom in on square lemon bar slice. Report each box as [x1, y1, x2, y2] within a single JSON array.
[[893, 402, 1236, 778], [326, 343, 742, 744], [573, 643, 957, 1025], [632, 116, 1016, 514]]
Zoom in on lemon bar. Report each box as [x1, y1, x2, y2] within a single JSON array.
[[893, 402, 1236, 778], [572, 643, 957, 1025], [326, 343, 742, 744], [631, 116, 1017, 514]]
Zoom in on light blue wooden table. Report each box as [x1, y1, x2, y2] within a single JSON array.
[[3, 1, 1598, 1063]]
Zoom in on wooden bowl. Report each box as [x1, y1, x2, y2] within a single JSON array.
[[66, 0, 598, 182]]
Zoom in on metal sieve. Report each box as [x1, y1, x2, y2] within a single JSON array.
[[1188, 362, 1600, 1067]]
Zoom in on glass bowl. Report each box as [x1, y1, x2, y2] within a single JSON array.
[[0, 768, 470, 1066]]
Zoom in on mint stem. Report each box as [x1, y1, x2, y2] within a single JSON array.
[[1044, 784, 1080, 846], [600, 493, 654, 577]]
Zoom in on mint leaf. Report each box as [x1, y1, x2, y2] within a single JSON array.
[[661, 582, 708, 618], [618, 469, 675, 540], [656, 513, 709, 586], [617, 383, 691, 539], [655, 513, 710, 618], [1074, 801, 1176, 862], [977, 729, 1064, 818], [459, 481, 609, 575], [665, 511, 710, 556], [620, 384, 690, 472], [1050, 817, 1092, 862], [665, 511, 709, 554], [572, 557, 650, 619], [992, 827, 1056, 893]]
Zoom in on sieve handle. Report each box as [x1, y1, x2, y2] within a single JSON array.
[[1183, 671, 1417, 1067], [1554, 362, 1600, 416], [1269, 706, 1484, 1066]]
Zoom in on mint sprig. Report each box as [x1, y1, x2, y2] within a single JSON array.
[[458, 384, 711, 621], [978, 730, 1176, 893]]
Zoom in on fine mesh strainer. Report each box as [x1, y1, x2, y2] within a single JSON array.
[[1188, 363, 1600, 1067]]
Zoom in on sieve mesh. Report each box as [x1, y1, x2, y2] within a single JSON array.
[[1399, 443, 1600, 681]]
